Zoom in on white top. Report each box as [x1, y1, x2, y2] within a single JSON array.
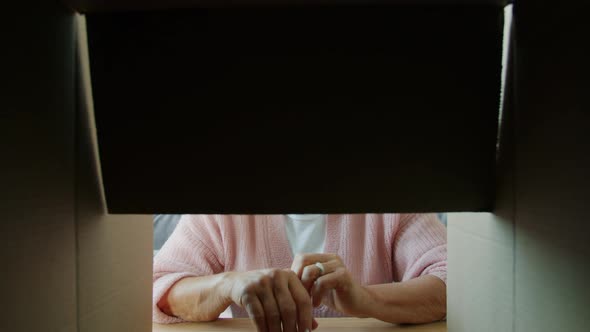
[[284, 214, 326, 255]]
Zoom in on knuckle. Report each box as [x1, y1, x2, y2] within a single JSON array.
[[301, 271, 312, 282], [243, 284, 258, 295], [269, 268, 283, 279], [331, 254, 342, 263], [302, 265, 315, 275], [284, 269, 297, 279], [272, 280, 286, 294], [241, 293, 255, 307], [301, 266, 310, 276], [258, 275, 271, 287], [314, 279, 329, 291]]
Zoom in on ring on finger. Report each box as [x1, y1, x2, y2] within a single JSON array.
[[314, 262, 325, 276]]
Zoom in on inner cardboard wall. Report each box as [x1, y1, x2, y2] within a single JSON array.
[[512, 4, 590, 330], [448, 4, 590, 332], [75, 15, 153, 332], [0, 3, 77, 331], [5, 3, 590, 332], [0, 5, 154, 331], [447, 4, 515, 331]]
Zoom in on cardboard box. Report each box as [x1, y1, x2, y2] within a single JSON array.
[[0, 7, 152, 332], [448, 3, 590, 331], [3, 2, 589, 332]]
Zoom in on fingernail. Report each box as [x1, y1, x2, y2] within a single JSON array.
[[305, 329, 310, 332]]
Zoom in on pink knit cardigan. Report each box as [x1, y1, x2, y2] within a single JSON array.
[[153, 214, 447, 323]]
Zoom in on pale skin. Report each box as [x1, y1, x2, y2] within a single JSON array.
[[158, 253, 446, 332]]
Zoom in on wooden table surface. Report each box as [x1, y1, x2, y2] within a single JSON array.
[[153, 318, 446, 332]]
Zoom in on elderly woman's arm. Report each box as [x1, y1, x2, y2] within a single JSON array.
[[361, 275, 446, 323], [157, 273, 234, 322], [158, 269, 315, 332], [154, 215, 315, 332], [291, 253, 445, 324], [290, 213, 447, 324]]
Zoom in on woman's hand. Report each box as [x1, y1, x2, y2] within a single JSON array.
[[227, 269, 317, 332], [290, 254, 370, 316]]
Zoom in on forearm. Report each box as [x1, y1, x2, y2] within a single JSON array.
[[356, 275, 446, 324], [157, 273, 236, 322]]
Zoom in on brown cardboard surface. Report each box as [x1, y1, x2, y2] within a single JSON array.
[[0, 7, 153, 332], [447, 80, 515, 331], [449, 4, 590, 332], [447, 4, 515, 331], [513, 4, 590, 331], [0, 3, 78, 332], [448, 214, 514, 332], [9, 2, 590, 332], [75, 15, 153, 332]]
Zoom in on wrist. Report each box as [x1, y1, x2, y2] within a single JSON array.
[[168, 273, 237, 321], [221, 271, 243, 305], [350, 285, 379, 318]]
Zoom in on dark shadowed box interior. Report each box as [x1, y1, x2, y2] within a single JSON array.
[[85, 2, 504, 214]]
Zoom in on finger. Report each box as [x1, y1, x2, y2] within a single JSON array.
[[315, 259, 342, 275], [287, 272, 313, 332], [301, 259, 342, 292], [312, 318, 319, 330], [310, 268, 346, 307], [291, 253, 339, 278], [257, 278, 282, 332], [292, 253, 339, 275], [301, 265, 322, 293], [242, 293, 268, 332], [272, 272, 297, 332]]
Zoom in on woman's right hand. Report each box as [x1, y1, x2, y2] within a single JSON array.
[[227, 268, 316, 332]]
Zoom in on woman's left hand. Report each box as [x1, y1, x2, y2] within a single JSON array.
[[290, 253, 369, 316]]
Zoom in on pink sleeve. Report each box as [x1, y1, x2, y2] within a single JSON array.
[[152, 215, 225, 323], [392, 213, 447, 284]]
